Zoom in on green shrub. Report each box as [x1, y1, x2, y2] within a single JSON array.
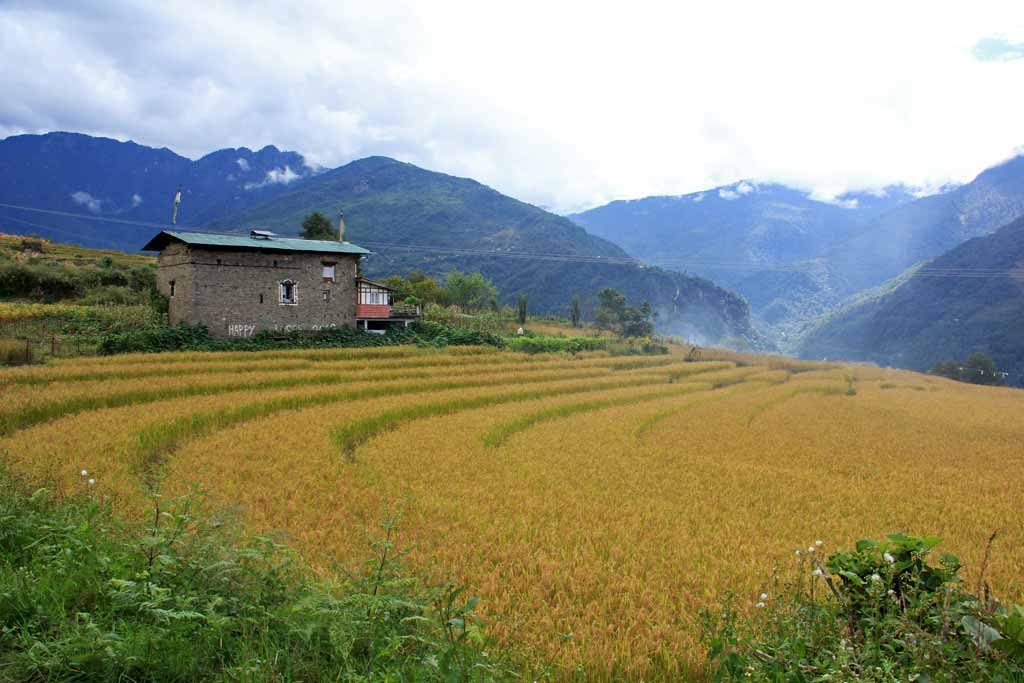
[[0, 472, 516, 681], [97, 320, 505, 355], [703, 533, 1024, 681], [505, 335, 609, 355]]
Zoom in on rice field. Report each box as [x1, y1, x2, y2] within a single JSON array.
[[2, 344, 1023, 677]]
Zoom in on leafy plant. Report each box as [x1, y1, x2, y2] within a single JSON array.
[[0, 471, 515, 681], [703, 533, 1024, 681]]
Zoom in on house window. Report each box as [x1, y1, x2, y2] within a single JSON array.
[[359, 286, 389, 305], [322, 290, 330, 302], [259, 293, 264, 304], [322, 262, 336, 282], [279, 280, 297, 305], [272, 260, 278, 268], [169, 280, 176, 297], [216, 258, 222, 266]]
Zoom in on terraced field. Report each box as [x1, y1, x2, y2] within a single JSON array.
[[2, 345, 1023, 677]]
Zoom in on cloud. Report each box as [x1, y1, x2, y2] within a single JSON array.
[[244, 165, 300, 189], [2, 2, 1024, 213], [718, 188, 740, 200], [235, 157, 250, 171], [70, 191, 101, 212], [972, 37, 1024, 62], [691, 193, 704, 203], [735, 181, 755, 195], [131, 193, 142, 207]]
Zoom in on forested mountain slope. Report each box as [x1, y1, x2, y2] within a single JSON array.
[[800, 215, 1024, 386]]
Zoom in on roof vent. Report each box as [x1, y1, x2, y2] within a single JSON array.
[[250, 229, 275, 240]]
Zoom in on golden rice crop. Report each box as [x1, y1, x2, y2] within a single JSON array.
[[1, 348, 1022, 678]]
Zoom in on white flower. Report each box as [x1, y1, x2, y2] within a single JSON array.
[[759, 592, 768, 601], [755, 601, 765, 608], [795, 549, 801, 557], [812, 568, 824, 577], [807, 546, 816, 554], [887, 589, 896, 597], [883, 552, 895, 563], [87, 478, 96, 486], [80, 469, 88, 477], [870, 573, 881, 582], [815, 540, 823, 547]]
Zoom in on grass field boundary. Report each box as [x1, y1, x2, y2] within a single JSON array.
[[1, 355, 686, 436], [481, 382, 716, 448], [132, 363, 720, 486], [745, 382, 851, 426], [632, 377, 784, 440], [328, 368, 729, 460]]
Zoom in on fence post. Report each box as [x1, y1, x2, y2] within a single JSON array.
[[51, 334, 56, 357]]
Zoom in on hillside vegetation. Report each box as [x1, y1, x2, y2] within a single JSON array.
[[1, 345, 1022, 677], [0, 133, 764, 349], [205, 156, 763, 346], [801, 215, 1024, 386]]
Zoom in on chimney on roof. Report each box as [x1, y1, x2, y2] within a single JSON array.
[[337, 212, 346, 242], [250, 229, 275, 240]]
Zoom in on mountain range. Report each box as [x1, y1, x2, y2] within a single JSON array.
[[571, 159, 1024, 351], [799, 214, 1024, 385], [0, 132, 762, 348]]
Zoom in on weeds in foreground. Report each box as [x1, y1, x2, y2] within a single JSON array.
[[0, 472, 515, 681], [703, 533, 1024, 681]]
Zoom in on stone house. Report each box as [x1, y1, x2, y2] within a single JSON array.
[[142, 229, 415, 338]]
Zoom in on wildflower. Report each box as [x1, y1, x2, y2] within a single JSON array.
[[795, 549, 801, 557], [759, 592, 768, 601], [887, 589, 896, 596], [815, 540, 823, 547], [807, 546, 816, 553], [870, 573, 881, 582], [80, 469, 88, 477], [87, 478, 96, 486], [755, 601, 765, 608], [883, 552, 895, 563], [812, 568, 824, 577]]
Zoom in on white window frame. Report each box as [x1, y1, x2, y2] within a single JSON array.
[[322, 262, 336, 282], [279, 279, 298, 305]]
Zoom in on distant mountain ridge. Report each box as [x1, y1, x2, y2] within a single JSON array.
[[206, 156, 763, 346], [0, 131, 316, 250], [799, 215, 1024, 386], [571, 158, 1024, 350], [0, 132, 763, 348]]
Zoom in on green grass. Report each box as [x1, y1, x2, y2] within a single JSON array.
[[0, 469, 516, 681]]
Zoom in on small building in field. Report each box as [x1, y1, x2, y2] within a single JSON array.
[[142, 229, 416, 338]]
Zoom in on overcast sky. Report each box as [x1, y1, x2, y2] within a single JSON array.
[[2, 1, 1024, 212]]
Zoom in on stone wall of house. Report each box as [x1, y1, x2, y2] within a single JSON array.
[[156, 244, 359, 338], [156, 242, 195, 327]]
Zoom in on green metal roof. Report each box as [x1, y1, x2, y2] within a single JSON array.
[[142, 230, 371, 255]]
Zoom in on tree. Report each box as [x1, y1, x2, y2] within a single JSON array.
[[516, 294, 529, 325], [965, 352, 1004, 386], [443, 269, 498, 309], [382, 271, 444, 305], [929, 352, 1005, 386], [594, 287, 654, 337], [621, 302, 655, 338], [569, 295, 582, 328], [300, 212, 335, 240], [594, 288, 626, 332]]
